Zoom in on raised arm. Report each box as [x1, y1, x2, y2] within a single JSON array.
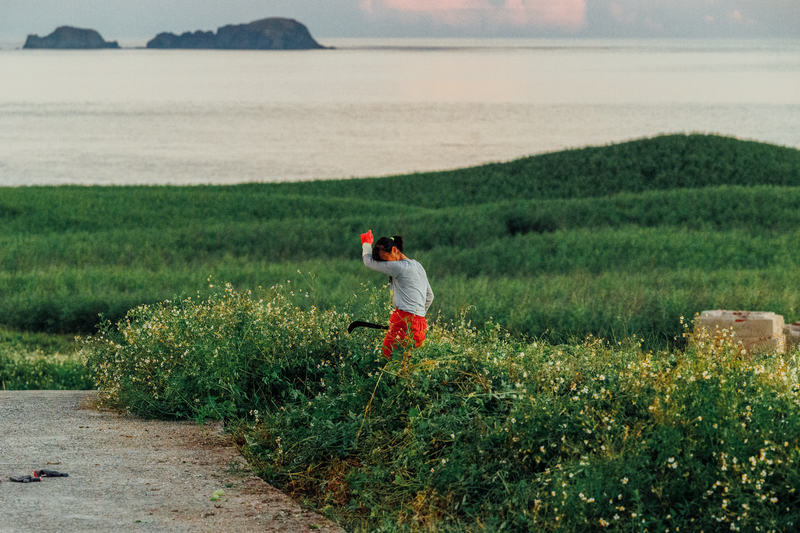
[[361, 229, 374, 261], [361, 230, 402, 276]]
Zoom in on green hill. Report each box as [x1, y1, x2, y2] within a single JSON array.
[[269, 133, 800, 205], [2, 133, 800, 342]]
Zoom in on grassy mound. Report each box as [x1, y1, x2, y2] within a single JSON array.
[[3, 134, 800, 345]]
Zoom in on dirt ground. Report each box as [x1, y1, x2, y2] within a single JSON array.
[[0, 391, 344, 533]]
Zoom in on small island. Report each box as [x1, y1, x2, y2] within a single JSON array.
[[23, 26, 120, 49], [146, 17, 326, 50]]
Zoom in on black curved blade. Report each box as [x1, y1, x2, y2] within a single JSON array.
[[347, 321, 389, 334]]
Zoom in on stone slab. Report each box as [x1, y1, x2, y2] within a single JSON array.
[[785, 323, 800, 352], [696, 310, 786, 355]]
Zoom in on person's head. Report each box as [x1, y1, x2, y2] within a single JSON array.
[[372, 235, 404, 261]]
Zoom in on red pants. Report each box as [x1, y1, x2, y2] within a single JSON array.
[[382, 309, 427, 358]]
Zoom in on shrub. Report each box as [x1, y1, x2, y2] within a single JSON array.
[[81, 281, 388, 419], [82, 284, 800, 531], [0, 346, 91, 390]]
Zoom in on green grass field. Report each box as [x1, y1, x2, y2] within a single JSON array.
[[0, 326, 89, 390], [7, 133, 800, 530], [2, 133, 800, 344]]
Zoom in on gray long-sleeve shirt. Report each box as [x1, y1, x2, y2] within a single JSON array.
[[363, 243, 434, 317]]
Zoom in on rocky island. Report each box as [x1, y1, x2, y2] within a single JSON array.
[[23, 26, 120, 49], [146, 17, 326, 50]]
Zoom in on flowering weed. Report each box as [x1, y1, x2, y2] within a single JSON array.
[[0, 327, 90, 390], [83, 286, 800, 532]]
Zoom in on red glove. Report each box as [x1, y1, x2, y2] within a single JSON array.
[[360, 230, 373, 245]]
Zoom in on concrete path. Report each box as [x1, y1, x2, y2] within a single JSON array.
[[0, 391, 343, 533]]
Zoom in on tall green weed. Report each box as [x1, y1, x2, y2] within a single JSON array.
[[0, 327, 90, 390], [82, 281, 388, 419], [4, 134, 800, 341], [82, 284, 800, 531]]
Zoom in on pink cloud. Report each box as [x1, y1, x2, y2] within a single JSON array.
[[383, 0, 486, 9], [504, 0, 586, 28], [362, 0, 587, 30]]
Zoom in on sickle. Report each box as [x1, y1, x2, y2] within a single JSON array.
[[347, 321, 389, 334]]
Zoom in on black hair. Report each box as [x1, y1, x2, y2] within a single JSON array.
[[372, 235, 404, 261], [392, 235, 404, 253]]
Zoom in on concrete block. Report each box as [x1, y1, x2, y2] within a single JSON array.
[[696, 310, 785, 355], [741, 335, 786, 355], [784, 324, 800, 352]]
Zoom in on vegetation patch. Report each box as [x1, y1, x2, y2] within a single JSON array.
[[3, 134, 800, 345], [8, 134, 800, 528], [0, 326, 90, 390], [83, 284, 800, 531]]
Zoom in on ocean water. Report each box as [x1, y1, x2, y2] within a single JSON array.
[[1, 38, 798, 186]]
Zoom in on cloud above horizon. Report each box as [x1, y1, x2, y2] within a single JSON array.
[[360, 0, 587, 31], [1, 0, 798, 42]]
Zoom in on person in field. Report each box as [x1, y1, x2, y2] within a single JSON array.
[[360, 230, 434, 358]]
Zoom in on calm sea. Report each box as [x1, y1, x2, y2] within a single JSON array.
[[1, 38, 798, 186]]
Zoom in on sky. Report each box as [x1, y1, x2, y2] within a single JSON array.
[[1, 0, 799, 46]]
